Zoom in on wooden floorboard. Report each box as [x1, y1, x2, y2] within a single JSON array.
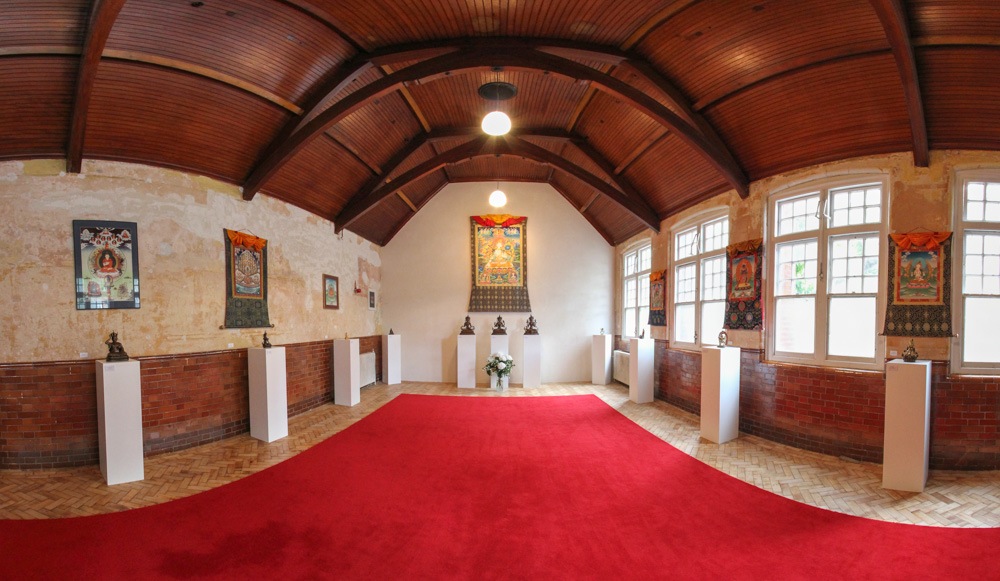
[[1, 381, 998, 527]]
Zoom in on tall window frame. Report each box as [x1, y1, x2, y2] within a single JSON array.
[[766, 175, 888, 370], [951, 170, 1000, 375], [670, 210, 729, 349], [621, 241, 652, 339]]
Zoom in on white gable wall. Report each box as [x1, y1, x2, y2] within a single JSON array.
[[381, 182, 614, 384]]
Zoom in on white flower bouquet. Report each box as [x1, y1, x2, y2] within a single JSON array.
[[483, 352, 515, 391]]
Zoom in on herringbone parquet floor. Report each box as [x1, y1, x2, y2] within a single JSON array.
[[2, 382, 998, 526]]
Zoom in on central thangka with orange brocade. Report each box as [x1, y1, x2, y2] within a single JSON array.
[[468, 215, 531, 312]]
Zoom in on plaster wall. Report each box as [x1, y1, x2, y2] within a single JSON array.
[[380, 182, 613, 384], [0, 160, 382, 363]]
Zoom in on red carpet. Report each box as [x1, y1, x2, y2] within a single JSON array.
[[1, 394, 998, 579]]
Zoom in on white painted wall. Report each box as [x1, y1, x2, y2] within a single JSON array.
[[381, 182, 613, 384]]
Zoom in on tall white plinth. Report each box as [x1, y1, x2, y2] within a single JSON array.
[[248, 347, 288, 443], [95, 360, 144, 485], [522, 334, 542, 389], [701, 346, 741, 444], [883, 359, 932, 492], [333, 338, 360, 406], [490, 334, 510, 390], [382, 334, 401, 385], [592, 334, 613, 385], [457, 334, 477, 388], [629, 338, 654, 403]]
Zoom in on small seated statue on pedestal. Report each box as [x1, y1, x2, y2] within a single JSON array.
[[105, 331, 129, 362], [524, 315, 539, 335], [460, 316, 475, 335], [492, 315, 507, 336], [262, 332, 272, 348]]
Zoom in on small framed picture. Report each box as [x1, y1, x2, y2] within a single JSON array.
[[368, 289, 376, 310], [323, 274, 339, 309]]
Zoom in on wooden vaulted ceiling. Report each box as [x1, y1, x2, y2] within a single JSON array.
[[3, 0, 1000, 245]]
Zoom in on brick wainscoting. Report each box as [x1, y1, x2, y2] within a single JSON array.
[[0, 337, 383, 469], [653, 341, 1000, 470]]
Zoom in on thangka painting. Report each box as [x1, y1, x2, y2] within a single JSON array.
[[724, 239, 763, 330], [73, 220, 140, 309], [223, 229, 271, 328], [648, 270, 666, 326], [468, 215, 531, 312], [883, 232, 952, 337]]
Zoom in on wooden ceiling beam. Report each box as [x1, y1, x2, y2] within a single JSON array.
[[242, 46, 749, 200], [869, 0, 929, 167], [335, 136, 490, 231], [364, 38, 629, 68], [504, 136, 660, 232], [67, 0, 127, 174], [569, 139, 646, 202]]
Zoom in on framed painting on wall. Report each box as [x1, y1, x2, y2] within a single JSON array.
[[368, 290, 376, 310], [323, 274, 339, 309], [73, 220, 140, 310]]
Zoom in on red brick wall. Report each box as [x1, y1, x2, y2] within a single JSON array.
[[0, 362, 99, 468], [140, 350, 250, 455], [655, 346, 1000, 469], [0, 336, 384, 469], [930, 363, 1000, 469]]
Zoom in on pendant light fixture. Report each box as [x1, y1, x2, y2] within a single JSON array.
[[478, 74, 516, 137], [488, 152, 507, 208]]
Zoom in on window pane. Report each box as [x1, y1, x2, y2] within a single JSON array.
[[625, 278, 637, 307], [624, 308, 636, 338], [701, 301, 726, 345], [675, 263, 696, 303], [675, 304, 695, 343], [625, 252, 637, 276], [829, 234, 878, 295], [776, 193, 821, 236], [675, 228, 697, 260], [775, 240, 818, 296], [639, 308, 650, 339], [964, 232, 1000, 296], [828, 296, 876, 358], [964, 297, 1000, 363], [775, 297, 815, 353], [830, 184, 882, 227], [702, 256, 726, 301], [639, 277, 650, 307], [702, 218, 729, 253], [639, 247, 651, 272]]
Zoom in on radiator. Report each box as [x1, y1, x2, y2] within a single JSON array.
[[612, 350, 630, 385], [360, 351, 377, 387]]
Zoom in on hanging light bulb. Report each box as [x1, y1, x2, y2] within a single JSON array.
[[481, 110, 511, 136], [489, 188, 507, 207]]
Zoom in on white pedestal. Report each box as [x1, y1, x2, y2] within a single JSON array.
[[522, 335, 542, 389], [592, 334, 613, 385], [457, 334, 477, 389], [629, 338, 654, 404], [490, 334, 510, 390], [333, 338, 360, 406], [700, 346, 741, 444], [248, 347, 288, 443], [95, 360, 144, 485], [883, 359, 932, 492], [382, 334, 401, 385]]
